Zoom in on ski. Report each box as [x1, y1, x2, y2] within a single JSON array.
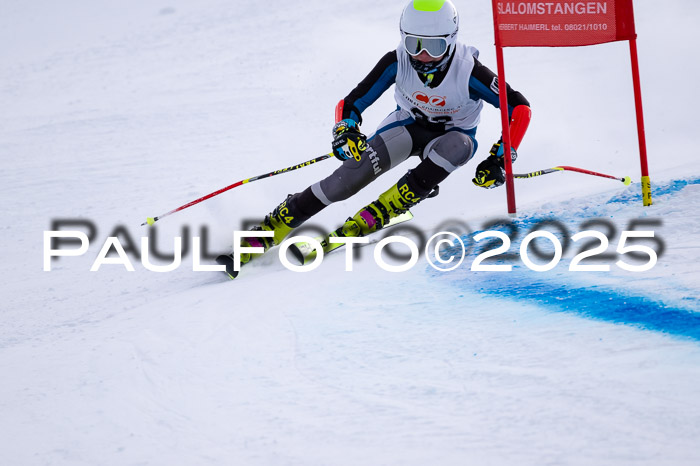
[[215, 253, 241, 280], [288, 211, 414, 266]]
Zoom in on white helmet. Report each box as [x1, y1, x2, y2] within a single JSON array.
[[400, 0, 459, 73]]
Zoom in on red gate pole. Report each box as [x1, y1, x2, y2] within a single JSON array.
[[491, 0, 517, 216], [629, 37, 652, 206]]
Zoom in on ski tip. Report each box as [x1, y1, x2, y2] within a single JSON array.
[[288, 243, 306, 266], [622, 176, 632, 186], [216, 254, 241, 280]]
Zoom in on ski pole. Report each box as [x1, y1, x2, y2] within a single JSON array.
[[142, 153, 333, 226], [514, 166, 632, 185]]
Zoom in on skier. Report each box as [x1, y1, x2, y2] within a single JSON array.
[[228, 0, 531, 274]]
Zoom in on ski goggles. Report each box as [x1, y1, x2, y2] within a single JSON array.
[[403, 34, 449, 58]]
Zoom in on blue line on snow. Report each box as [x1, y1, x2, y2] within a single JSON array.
[[466, 272, 700, 341], [437, 176, 700, 341], [607, 176, 700, 204]]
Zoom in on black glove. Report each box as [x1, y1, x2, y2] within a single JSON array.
[[332, 119, 367, 161], [472, 140, 518, 189], [472, 154, 505, 189]]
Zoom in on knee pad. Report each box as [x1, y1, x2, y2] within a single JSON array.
[[425, 132, 475, 173]]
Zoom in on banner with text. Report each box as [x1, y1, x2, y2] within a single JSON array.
[[494, 0, 636, 47]]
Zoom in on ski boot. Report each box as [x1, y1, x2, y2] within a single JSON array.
[[346, 173, 438, 236], [287, 181, 425, 266], [217, 195, 305, 279], [285, 175, 437, 266]]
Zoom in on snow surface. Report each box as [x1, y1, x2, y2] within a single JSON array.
[[1, 0, 699, 464]]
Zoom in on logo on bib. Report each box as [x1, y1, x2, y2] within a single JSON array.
[[413, 91, 447, 108]]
